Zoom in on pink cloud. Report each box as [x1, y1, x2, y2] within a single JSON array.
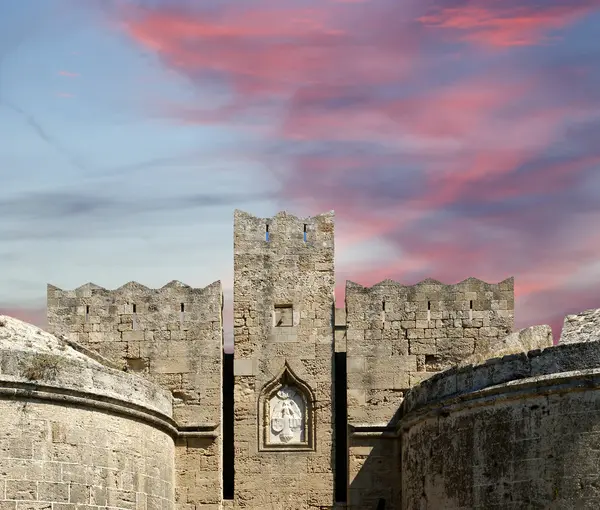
[[109, 1, 600, 343], [419, 1, 600, 47], [118, 1, 420, 114]]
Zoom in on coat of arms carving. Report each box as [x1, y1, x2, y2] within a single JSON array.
[[269, 386, 305, 444]]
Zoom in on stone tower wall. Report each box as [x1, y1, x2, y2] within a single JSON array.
[[46, 280, 223, 510], [399, 338, 600, 508], [232, 209, 335, 509], [0, 317, 175, 510], [344, 277, 514, 509]]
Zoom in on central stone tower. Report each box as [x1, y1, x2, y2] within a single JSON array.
[[232, 210, 336, 508]]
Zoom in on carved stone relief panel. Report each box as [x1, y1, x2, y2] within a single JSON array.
[[259, 363, 315, 451], [268, 386, 305, 445]]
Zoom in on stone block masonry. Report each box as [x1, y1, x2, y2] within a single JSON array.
[[345, 276, 514, 509], [0, 400, 175, 510], [560, 308, 600, 344], [0, 315, 176, 510], [399, 335, 600, 508], [233, 210, 336, 509], [18, 207, 595, 510], [46, 280, 223, 510]]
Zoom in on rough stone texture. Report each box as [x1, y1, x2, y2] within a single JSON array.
[[233, 210, 335, 509], [345, 277, 514, 509], [0, 208, 590, 510], [0, 314, 103, 365], [0, 316, 175, 510], [0, 400, 175, 510], [46, 281, 223, 509], [0, 316, 173, 416], [399, 340, 600, 509], [459, 324, 553, 366], [560, 308, 600, 344]]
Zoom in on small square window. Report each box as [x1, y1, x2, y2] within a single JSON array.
[[274, 305, 293, 327]]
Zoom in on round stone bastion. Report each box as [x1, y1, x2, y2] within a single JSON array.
[[0, 315, 175, 510], [399, 338, 600, 510]]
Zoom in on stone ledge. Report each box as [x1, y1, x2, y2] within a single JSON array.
[[401, 334, 600, 418], [398, 367, 600, 433], [0, 347, 172, 416], [0, 379, 218, 440], [348, 424, 397, 439], [0, 379, 178, 437]]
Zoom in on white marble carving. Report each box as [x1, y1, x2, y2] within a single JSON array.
[[268, 385, 305, 444]]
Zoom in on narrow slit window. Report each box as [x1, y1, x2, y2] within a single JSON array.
[[382, 300, 386, 311], [132, 303, 137, 313], [85, 305, 90, 315], [427, 301, 431, 310], [266, 224, 270, 242], [303, 224, 307, 242], [470, 300, 473, 310], [181, 303, 185, 312]]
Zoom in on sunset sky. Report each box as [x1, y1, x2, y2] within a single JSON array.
[[1, 0, 599, 347]]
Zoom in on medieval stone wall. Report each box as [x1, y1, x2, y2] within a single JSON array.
[[30, 208, 600, 510], [232, 210, 335, 509], [344, 277, 514, 509], [0, 401, 175, 510], [46, 281, 223, 510], [0, 316, 175, 510], [560, 307, 600, 344], [399, 335, 600, 509]]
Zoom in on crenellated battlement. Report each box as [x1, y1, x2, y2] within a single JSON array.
[[47, 278, 223, 424], [37, 209, 586, 510]]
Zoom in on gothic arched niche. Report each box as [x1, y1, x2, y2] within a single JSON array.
[[258, 363, 315, 452]]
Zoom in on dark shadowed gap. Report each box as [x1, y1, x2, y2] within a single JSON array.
[[223, 351, 234, 499], [334, 351, 348, 502]]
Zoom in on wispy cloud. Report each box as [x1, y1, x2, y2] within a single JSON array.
[[109, 0, 600, 335], [418, 0, 600, 47], [1, 0, 599, 340], [58, 70, 79, 77]]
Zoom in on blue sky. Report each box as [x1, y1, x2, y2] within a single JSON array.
[[1, 0, 600, 345]]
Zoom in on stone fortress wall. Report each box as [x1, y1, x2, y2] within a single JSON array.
[[400, 319, 600, 509], [343, 277, 515, 509], [46, 280, 224, 510], [1, 209, 599, 510], [0, 315, 176, 510], [231, 210, 336, 508]]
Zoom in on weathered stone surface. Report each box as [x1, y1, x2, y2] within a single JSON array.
[[345, 277, 514, 509], [0, 314, 102, 365], [0, 316, 175, 510], [233, 210, 335, 509], [45, 280, 223, 508], [2, 210, 598, 510], [399, 339, 600, 509], [459, 324, 553, 366], [559, 308, 600, 344]]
